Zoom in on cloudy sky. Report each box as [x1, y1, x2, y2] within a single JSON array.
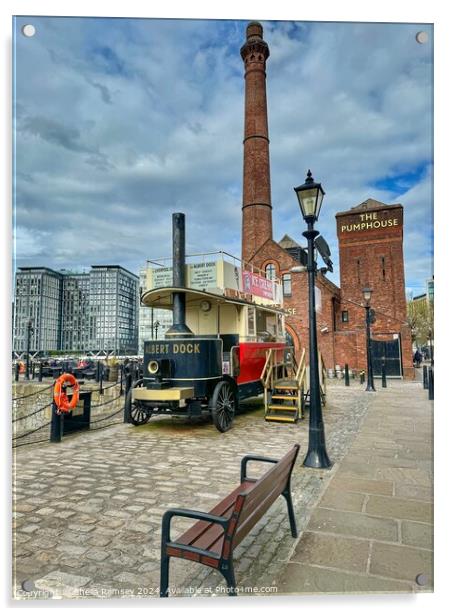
[[13, 16, 433, 295]]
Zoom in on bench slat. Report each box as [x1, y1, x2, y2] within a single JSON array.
[[239, 459, 292, 517], [175, 481, 254, 554], [232, 447, 298, 548], [233, 479, 288, 547]]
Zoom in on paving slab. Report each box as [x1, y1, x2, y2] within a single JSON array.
[[277, 563, 414, 594], [319, 489, 366, 512], [365, 494, 433, 523], [369, 542, 433, 587], [289, 531, 370, 573], [307, 507, 399, 542], [400, 520, 433, 550]]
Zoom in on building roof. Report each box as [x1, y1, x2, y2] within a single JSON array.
[[336, 198, 402, 218], [17, 266, 62, 276], [278, 234, 303, 250], [90, 265, 139, 278]]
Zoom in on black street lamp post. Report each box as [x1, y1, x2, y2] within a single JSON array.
[[294, 170, 331, 469], [428, 328, 434, 366], [25, 319, 33, 381], [154, 320, 160, 339], [362, 287, 376, 392]]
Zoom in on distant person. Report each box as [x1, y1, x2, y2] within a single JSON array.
[[413, 349, 422, 368]]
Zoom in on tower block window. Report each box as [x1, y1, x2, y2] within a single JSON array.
[[265, 263, 276, 281]]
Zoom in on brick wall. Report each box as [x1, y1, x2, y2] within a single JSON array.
[[253, 240, 340, 370]]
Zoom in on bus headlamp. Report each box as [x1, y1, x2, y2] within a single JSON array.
[[148, 360, 159, 375]]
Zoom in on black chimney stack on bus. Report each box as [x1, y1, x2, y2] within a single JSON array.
[[165, 212, 193, 338]]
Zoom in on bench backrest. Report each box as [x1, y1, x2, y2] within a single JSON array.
[[229, 445, 299, 550]]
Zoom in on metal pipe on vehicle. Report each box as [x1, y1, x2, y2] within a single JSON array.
[[165, 212, 193, 339]]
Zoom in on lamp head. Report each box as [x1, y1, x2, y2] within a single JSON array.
[[294, 170, 325, 223], [362, 287, 373, 304]]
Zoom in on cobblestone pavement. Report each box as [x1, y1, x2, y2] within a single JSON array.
[[275, 379, 433, 595], [13, 382, 374, 600]]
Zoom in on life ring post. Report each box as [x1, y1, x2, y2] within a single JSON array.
[[50, 400, 63, 443]]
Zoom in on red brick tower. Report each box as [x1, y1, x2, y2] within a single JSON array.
[[240, 22, 273, 264], [335, 199, 414, 378]]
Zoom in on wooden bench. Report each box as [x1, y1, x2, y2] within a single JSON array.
[[160, 444, 300, 597]]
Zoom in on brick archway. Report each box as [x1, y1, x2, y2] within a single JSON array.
[[285, 323, 301, 356]]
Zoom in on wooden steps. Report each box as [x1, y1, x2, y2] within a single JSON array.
[[260, 348, 327, 424], [260, 350, 307, 424]]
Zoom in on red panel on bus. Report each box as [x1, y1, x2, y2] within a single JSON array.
[[237, 342, 286, 384]]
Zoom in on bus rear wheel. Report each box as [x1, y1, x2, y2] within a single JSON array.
[[210, 380, 237, 433]]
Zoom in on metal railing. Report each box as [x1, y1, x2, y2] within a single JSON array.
[[12, 368, 131, 448]]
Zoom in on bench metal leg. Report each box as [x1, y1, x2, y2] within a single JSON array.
[[221, 561, 237, 596], [282, 488, 298, 538], [160, 553, 170, 597]]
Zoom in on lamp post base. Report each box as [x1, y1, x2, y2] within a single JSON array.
[[303, 448, 332, 469]]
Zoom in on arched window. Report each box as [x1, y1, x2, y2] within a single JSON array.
[[265, 263, 276, 281]]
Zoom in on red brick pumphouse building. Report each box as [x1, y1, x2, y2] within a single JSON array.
[[239, 21, 414, 380]]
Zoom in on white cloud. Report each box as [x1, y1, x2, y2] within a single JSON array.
[[13, 17, 433, 293]]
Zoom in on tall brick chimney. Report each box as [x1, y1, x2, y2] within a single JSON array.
[[240, 21, 273, 264]]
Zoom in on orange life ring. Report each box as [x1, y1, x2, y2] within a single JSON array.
[[53, 373, 80, 413]]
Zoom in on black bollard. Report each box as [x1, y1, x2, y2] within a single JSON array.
[[125, 372, 133, 396], [119, 364, 124, 396], [14, 362, 19, 382], [123, 372, 133, 423], [96, 361, 100, 383], [344, 364, 350, 386], [31, 362, 36, 380], [423, 365, 428, 389], [38, 362, 43, 382], [360, 370, 365, 385], [381, 363, 387, 388], [50, 401, 63, 443], [428, 367, 434, 400], [99, 363, 104, 395]]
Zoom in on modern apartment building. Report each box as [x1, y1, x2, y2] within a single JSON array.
[[89, 266, 139, 355], [61, 272, 90, 351], [13, 267, 62, 353], [13, 265, 139, 355]]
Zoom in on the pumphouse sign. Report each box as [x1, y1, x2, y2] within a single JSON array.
[[340, 211, 400, 233], [336, 200, 403, 238]]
